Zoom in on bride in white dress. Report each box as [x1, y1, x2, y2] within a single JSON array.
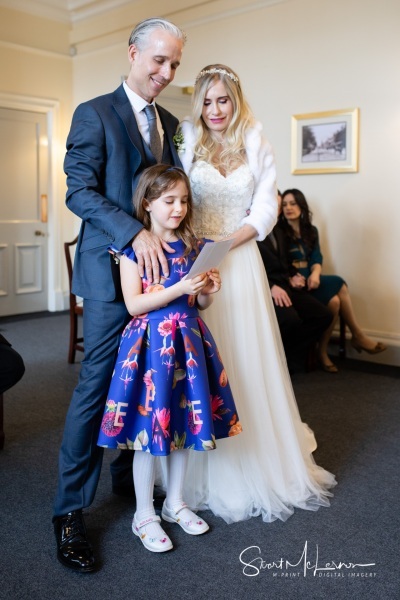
[[174, 64, 336, 524]]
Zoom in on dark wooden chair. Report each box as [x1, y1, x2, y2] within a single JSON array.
[[337, 315, 347, 359], [64, 236, 84, 363], [0, 393, 4, 450]]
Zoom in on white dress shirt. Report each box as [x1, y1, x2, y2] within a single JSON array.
[[123, 81, 164, 147]]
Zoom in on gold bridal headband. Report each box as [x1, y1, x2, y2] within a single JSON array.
[[195, 68, 239, 84]]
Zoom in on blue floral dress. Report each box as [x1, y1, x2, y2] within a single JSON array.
[[97, 239, 241, 456]]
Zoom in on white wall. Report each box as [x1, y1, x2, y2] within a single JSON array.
[[69, 0, 400, 364]]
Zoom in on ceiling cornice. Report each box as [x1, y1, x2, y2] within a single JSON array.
[[0, 0, 137, 23], [0, 0, 289, 24]]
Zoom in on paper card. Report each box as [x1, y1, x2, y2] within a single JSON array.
[[186, 239, 234, 279]]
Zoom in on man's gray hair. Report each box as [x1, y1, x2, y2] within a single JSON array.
[[129, 17, 187, 48]]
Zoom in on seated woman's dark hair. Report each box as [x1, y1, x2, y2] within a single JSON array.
[[279, 188, 317, 250]]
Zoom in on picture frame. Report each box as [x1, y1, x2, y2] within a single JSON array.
[[291, 108, 359, 174]]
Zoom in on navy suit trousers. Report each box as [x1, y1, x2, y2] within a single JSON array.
[[53, 298, 129, 518]]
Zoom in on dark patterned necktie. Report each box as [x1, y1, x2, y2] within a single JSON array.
[[143, 104, 162, 162]]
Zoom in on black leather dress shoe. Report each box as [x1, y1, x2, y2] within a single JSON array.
[[54, 510, 96, 572]]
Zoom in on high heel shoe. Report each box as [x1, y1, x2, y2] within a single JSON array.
[[318, 358, 338, 374], [351, 340, 387, 355]]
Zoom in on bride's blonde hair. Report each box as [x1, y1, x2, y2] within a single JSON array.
[[192, 64, 255, 171]]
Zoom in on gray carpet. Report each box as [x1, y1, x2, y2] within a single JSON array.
[[0, 312, 399, 600]]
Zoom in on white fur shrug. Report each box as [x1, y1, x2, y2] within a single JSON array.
[[178, 119, 278, 241]]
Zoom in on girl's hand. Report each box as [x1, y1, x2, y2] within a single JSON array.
[[179, 273, 209, 296], [307, 272, 320, 290], [200, 268, 221, 295]]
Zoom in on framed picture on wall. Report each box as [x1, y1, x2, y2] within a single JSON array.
[[291, 108, 359, 174]]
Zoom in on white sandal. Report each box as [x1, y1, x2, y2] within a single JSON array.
[[132, 514, 173, 553], [161, 501, 209, 536]]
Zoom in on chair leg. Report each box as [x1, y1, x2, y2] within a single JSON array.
[[339, 315, 346, 359], [0, 393, 4, 450], [68, 312, 78, 364], [306, 342, 318, 372]]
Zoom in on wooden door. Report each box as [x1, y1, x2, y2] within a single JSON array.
[[0, 108, 48, 316]]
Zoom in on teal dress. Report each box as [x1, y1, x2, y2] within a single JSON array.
[[287, 226, 345, 305]]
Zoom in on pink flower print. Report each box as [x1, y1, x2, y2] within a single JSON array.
[[187, 402, 202, 435], [130, 318, 147, 334], [120, 372, 133, 392], [154, 407, 170, 433], [163, 357, 175, 372], [143, 276, 166, 292], [120, 351, 139, 390], [160, 342, 176, 369], [211, 395, 224, 420], [121, 354, 139, 372], [101, 399, 124, 437], [156, 336, 176, 364], [169, 312, 187, 320], [152, 408, 171, 450], [168, 312, 187, 330], [158, 319, 173, 338], [145, 283, 165, 295], [211, 394, 230, 421], [186, 352, 198, 370], [106, 399, 117, 411], [160, 342, 175, 358], [142, 277, 163, 293], [171, 256, 188, 269], [143, 368, 156, 412]]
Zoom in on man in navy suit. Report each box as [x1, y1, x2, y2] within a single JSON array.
[[53, 17, 186, 572]]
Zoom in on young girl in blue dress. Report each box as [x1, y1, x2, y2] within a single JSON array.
[[98, 164, 241, 553]]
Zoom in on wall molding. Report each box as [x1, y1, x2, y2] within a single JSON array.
[[0, 0, 289, 24], [330, 329, 400, 368], [0, 40, 71, 60], [178, 0, 290, 30]]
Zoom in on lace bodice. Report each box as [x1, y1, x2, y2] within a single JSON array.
[[189, 161, 254, 239]]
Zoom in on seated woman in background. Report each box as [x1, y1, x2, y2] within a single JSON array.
[[279, 188, 387, 373]]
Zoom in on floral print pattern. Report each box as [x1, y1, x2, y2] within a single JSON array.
[[97, 240, 241, 455]]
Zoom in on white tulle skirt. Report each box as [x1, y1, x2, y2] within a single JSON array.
[[161, 240, 336, 524]]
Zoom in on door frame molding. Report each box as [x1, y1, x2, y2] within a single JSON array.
[[0, 92, 62, 312]]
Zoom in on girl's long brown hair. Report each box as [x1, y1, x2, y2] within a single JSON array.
[[133, 164, 199, 256]]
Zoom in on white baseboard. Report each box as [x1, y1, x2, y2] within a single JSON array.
[[48, 299, 400, 369], [48, 288, 66, 312], [330, 331, 400, 368]]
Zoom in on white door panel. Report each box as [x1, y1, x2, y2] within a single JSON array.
[[0, 108, 48, 316]]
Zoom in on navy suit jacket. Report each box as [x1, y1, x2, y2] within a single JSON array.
[[64, 84, 182, 301]]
